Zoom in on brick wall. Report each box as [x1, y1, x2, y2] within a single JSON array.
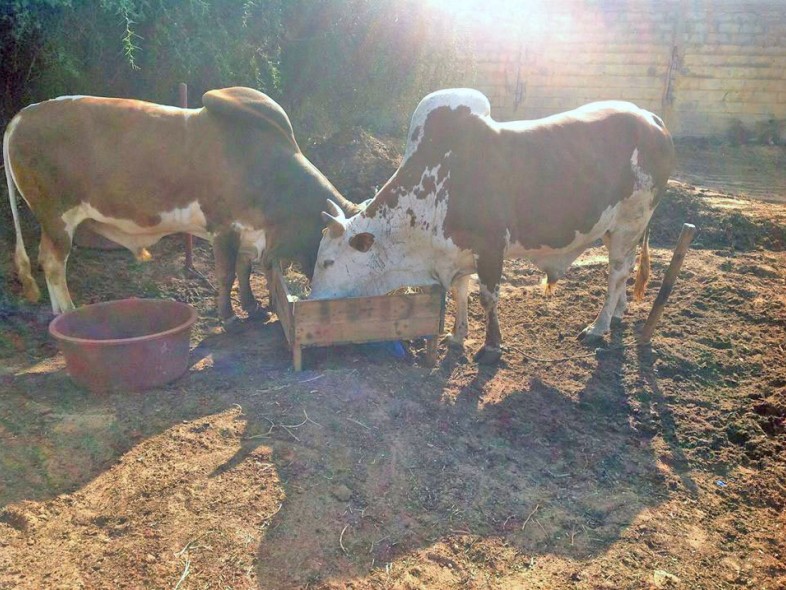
[[464, 0, 786, 138]]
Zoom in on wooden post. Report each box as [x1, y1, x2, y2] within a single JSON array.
[[293, 346, 303, 372], [424, 337, 438, 367], [639, 223, 697, 345], [179, 82, 194, 271]]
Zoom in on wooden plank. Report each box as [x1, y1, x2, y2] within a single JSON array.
[[295, 315, 441, 347], [271, 264, 295, 345], [294, 288, 443, 325]]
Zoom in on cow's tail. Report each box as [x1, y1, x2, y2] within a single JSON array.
[[3, 122, 40, 302], [633, 225, 651, 301]]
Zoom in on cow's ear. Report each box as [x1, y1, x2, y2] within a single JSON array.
[[349, 232, 375, 253], [321, 211, 346, 238]]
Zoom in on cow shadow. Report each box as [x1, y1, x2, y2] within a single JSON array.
[[0, 304, 682, 589], [249, 330, 671, 588]]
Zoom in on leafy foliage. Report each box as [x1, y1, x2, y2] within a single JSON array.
[[1, 0, 474, 138], [1, 0, 285, 124]]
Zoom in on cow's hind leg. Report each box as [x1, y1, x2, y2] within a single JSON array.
[[446, 273, 471, 349], [38, 230, 75, 315], [213, 231, 240, 328], [14, 237, 40, 303], [579, 229, 640, 343], [474, 253, 504, 364], [235, 251, 267, 319]]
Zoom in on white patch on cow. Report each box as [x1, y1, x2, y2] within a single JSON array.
[[60, 201, 211, 253], [505, 202, 620, 283], [403, 89, 491, 163], [150, 104, 199, 118], [231, 221, 267, 260], [3, 115, 26, 206], [51, 95, 90, 102], [311, 161, 474, 299], [630, 148, 651, 190]]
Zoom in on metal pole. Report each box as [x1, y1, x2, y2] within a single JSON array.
[[179, 82, 194, 271], [639, 223, 697, 345]]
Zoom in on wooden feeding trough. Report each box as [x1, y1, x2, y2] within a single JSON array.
[[271, 263, 446, 371]]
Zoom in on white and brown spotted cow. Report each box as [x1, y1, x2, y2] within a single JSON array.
[[311, 88, 675, 363], [4, 87, 359, 324]]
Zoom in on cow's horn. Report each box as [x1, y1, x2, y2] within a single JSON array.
[[321, 211, 346, 237], [325, 199, 346, 219]]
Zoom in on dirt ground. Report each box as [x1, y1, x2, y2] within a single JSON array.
[[0, 135, 785, 589]]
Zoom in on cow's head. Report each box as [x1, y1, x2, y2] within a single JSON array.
[[310, 200, 388, 299]]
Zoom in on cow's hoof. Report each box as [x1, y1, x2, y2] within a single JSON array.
[[577, 328, 605, 346], [444, 333, 466, 349], [222, 315, 243, 333], [473, 345, 502, 365], [245, 303, 270, 321]]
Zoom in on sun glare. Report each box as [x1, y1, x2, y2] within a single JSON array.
[[422, 0, 550, 36]]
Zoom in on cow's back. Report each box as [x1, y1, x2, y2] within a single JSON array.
[[6, 97, 222, 223], [438, 100, 674, 252]]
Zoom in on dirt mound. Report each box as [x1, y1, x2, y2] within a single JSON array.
[[651, 181, 786, 251], [305, 127, 403, 204]]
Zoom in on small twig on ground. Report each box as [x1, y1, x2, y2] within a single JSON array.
[[173, 558, 191, 590], [302, 410, 321, 427], [243, 410, 318, 441], [545, 468, 570, 478], [186, 266, 216, 291], [175, 537, 202, 557], [521, 504, 540, 532], [347, 417, 371, 430], [369, 535, 390, 554], [339, 525, 350, 555], [298, 374, 324, 384], [250, 384, 290, 395], [534, 517, 547, 535], [242, 416, 277, 440], [279, 425, 301, 441]]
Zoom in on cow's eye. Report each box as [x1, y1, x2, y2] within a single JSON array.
[[323, 259, 334, 269]]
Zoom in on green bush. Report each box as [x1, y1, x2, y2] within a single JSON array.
[[1, 0, 285, 125], [1, 0, 474, 139]]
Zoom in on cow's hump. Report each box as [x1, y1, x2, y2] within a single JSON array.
[[202, 87, 297, 147], [404, 88, 491, 163]]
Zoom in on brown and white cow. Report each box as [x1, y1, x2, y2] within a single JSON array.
[[311, 88, 675, 363], [3, 87, 359, 323]]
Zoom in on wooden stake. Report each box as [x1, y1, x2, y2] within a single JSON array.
[[639, 223, 697, 345], [179, 82, 194, 270]]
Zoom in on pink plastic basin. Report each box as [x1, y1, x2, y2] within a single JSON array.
[[49, 298, 197, 392]]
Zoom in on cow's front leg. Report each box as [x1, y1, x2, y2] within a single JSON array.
[[235, 250, 266, 319], [212, 231, 240, 327], [446, 273, 471, 349], [474, 252, 504, 364]]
